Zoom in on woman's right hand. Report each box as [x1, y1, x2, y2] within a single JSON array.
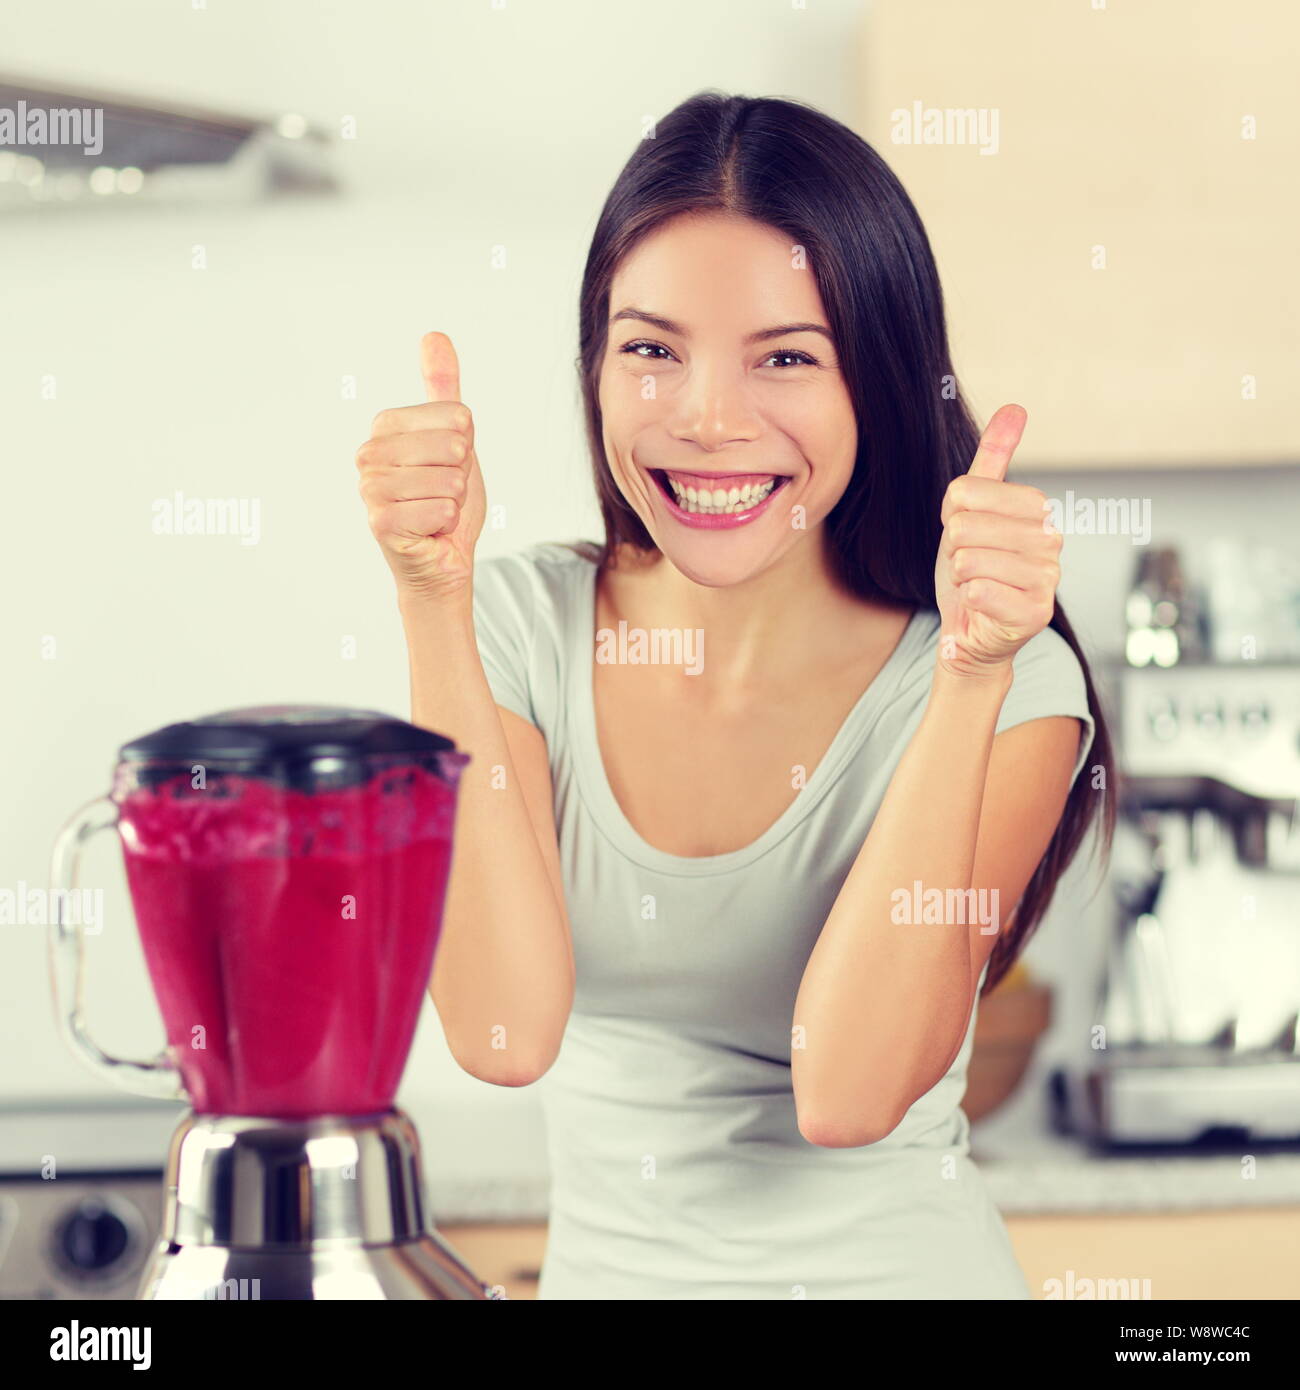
[[356, 331, 486, 603]]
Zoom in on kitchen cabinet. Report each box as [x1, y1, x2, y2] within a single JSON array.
[[444, 1206, 1300, 1300], [858, 0, 1299, 469]]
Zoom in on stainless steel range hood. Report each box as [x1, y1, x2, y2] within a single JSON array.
[[0, 74, 340, 211]]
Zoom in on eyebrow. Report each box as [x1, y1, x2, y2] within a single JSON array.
[[609, 307, 834, 344]]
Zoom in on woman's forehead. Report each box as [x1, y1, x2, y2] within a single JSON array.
[[610, 214, 828, 331]]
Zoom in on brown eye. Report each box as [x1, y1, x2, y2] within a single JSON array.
[[764, 349, 819, 368], [619, 340, 675, 361]]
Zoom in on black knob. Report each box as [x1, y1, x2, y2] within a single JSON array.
[[57, 1198, 132, 1273]]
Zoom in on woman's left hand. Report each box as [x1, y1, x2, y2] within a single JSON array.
[[933, 404, 1062, 680]]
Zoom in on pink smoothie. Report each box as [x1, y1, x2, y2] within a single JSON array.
[[114, 756, 463, 1117]]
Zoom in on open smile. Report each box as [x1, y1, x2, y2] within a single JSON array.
[[648, 468, 792, 529]]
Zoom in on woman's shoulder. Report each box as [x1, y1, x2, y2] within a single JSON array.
[[889, 605, 1092, 721], [474, 537, 598, 583], [470, 541, 597, 728], [471, 539, 598, 663], [1005, 621, 1091, 708], [889, 606, 1095, 780], [894, 607, 1089, 693], [473, 538, 596, 612]]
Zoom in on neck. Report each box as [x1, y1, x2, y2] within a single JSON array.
[[603, 532, 912, 684]]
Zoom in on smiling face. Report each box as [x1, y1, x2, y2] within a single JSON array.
[[597, 211, 858, 588]]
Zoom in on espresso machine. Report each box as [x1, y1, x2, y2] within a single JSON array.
[[1078, 664, 1300, 1146], [49, 705, 499, 1300]]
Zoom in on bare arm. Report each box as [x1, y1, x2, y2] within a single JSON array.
[[792, 403, 1080, 1145], [356, 331, 572, 1087], [402, 596, 573, 1086], [792, 677, 1077, 1145]]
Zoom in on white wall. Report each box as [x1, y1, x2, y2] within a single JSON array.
[[0, 0, 868, 1113], [8, 0, 1291, 1134]]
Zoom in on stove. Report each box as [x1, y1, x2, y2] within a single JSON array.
[[0, 1101, 181, 1300]]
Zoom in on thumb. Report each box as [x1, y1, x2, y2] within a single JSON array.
[[967, 403, 1027, 482], [420, 330, 461, 404]]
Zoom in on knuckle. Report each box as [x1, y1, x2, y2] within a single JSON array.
[[451, 403, 473, 433], [355, 439, 383, 471], [370, 407, 400, 436]]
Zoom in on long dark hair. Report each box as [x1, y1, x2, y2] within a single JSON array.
[[575, 90, 1116, 994]]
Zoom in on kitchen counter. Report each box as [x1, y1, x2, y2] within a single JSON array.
[[414, 1084, 1300, 1225], [7, 1087, 1297, 1227], [976, 1137, 1300, 1216], [971, 1081, 1300, 1214], [423, 1152, 1300, 1225]]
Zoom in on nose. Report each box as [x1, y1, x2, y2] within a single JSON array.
[[666, 359, 762, 451]]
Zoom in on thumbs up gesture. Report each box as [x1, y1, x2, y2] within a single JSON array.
[[933, 405, 1062, 679], [356, 332, 487, 603]]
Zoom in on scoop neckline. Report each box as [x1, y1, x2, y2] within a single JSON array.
[[566, 557, 931, 877]]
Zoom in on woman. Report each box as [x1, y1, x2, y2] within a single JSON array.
[[356, 91, 1114, 1300]]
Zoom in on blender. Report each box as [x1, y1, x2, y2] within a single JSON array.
[[48, 704, 498, 1300]]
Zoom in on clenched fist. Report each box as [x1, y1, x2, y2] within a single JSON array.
[[934, 404, 1062, 679], [356, 332, 486, 602]]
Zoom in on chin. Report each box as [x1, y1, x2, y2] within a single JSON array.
[[657, 547, 769, 589], [644, 524, 804, 590]]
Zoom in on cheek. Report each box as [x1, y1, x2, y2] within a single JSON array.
[[604, 362, 663, 417], [597, 375, 637, 488], [598, 363, 632, 427], [599, 365, 665, 455], [782, 393, 857, 481]]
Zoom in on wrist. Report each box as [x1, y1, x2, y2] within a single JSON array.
[[929, 656, 1014, 708], [398, 586, 476, 638]]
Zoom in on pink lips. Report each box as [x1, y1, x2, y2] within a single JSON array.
[[651, 470, 790, 531]]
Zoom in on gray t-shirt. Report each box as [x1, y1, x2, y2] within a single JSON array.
[[471, 540, 1094, 1300]]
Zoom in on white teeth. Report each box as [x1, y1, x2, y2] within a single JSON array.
[[664, 475, 778, 515]]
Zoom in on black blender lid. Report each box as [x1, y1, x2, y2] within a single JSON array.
[[118, 704, 456, 772]]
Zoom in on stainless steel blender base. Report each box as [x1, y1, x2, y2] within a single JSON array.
[[140, 1234, 491, 1300], [140, 1109, 498, 1300]]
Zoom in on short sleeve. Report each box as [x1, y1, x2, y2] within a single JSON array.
[[995, 625, 1097, 787], [471, 551, 538, 725]]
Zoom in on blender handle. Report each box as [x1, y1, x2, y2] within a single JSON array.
[[48, 796, 184, 1101]]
